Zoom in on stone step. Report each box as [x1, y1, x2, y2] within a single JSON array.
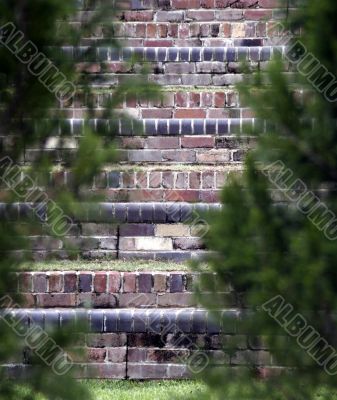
[[2, 307, 274, 379], [64, 45, 281, 62], [16, 270, 234, 309]]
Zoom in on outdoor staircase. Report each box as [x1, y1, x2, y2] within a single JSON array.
[[5, 0, 290, 379]]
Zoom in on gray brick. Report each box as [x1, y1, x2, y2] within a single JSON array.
[[140, 203, 154, 223], [90, 310, 104, 332], [127, 204, 141, 223], [181, 119, 192, 134], [138, 273, 153, 293], [118, 310, 133, 332], [145, 120, 157, 135], [167, 203, 181, 223], [158, 119, 168, 135], [206, 119, 217, 134], [168, 48, 178, 61], [79, 273, 92, 292], [192, 310, 207, 334], [148, 310, 162, 334], [108, 172, 120, 188], [168, 120, 180, 135], [104, 310, 118, 332], [114, 204, 127, 223], [157, 48, 167, 62], [176, 310, 192, 333], [179, 48, 190, 61], [203, 48, 213, 61], [193, 120, 204, 135], [153, 203, 167, 223], [214, 48, 225, 61], [170, 274, 184, 292], [133, 311, 147, 333]]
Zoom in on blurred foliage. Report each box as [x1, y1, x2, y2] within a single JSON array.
[[194, 0, 337, 398], [0, 0, 159, 398]]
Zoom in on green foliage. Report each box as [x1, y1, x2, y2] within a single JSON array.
[[196, 0, 337, 398]]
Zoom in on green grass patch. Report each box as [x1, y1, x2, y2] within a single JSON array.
[[17, 260, 209, 272], [83, 380, 207, 400]]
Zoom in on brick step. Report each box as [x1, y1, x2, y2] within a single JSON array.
[[3, 307, 275, 379], [126, 0, 282, 11], [67, 45, 280, 62], [102, 20, 283, 45], [16, 270, 233, 309], [0, 202, 221, 222], [0, 202, 219, 260], [88, 71, 295, 87], [22, 118, 258, 138], [60, 89, 242, 113], [64, 107, 252, 119]]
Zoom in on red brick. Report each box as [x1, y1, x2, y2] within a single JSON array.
[[120, 137, 145, 149], [124, 11, 154, 21], [168, 23, 178, 37], [135, 24, 146, 37], [164, 190, 199, 202], [181, 136, 215, 148], [223, 22, 231, 37], [244, 10, 272, 20], [48, 273, 63, 292], [189, 92, 200, 107], [146, 23, 157, 37], [36, 293, 76, 307], [201, 0, 215, 8], [146, 137, 179, 149], [189, 172, 201, 189], [94, 273, 107, 293], [174, 109, 206, 118], [175, 92, 188, 107], [172, 0, 200, 9], [108, 272, 121, 293], [258, 0, 279, 7], [123, 272, 136, 292], [162, 172, 174, 189], [64, 273, 77, 292], [158, 24, 169, 38], [142, 109, 172, 118], [144, 39, 173, 47], [136, 172, 148, 188], [149, 172, 162, 188], [178, 24, 189, 39], [214, 92, 226, 107]]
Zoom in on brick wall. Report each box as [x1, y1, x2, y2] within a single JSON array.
[[16, 271, 238, 308], [4, 309, 277, 379]]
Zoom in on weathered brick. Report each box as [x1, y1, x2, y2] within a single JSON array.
[[64, 273, 77, 293], [48, 273, 63, 292], [94, 273, 107, 293], [33, 274, 47, 293], [181, 136, 215, 148], [19, 273, 32, 292], [106, 347, 127, 363], [120, 237, 173, 251], [123, 272, 136, 292], [157, 293, 195, 307], [138, 273, 153, 293], [36, 293, 76, 307], [108, 272, 121, 293], [155, 224, 190, 237], [170, 273, 184, 293], [79, 273, 92, 292], [153, 273, 167, 292]]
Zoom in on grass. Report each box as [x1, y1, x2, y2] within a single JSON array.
[[17, 260, 209, 272], [82, 380, 207, 400]]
